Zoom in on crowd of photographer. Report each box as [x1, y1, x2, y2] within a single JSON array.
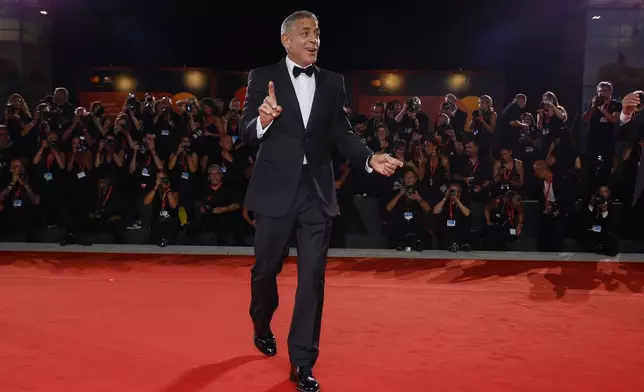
[[0, 82, 642, 254], [342, 84, 644, 255]]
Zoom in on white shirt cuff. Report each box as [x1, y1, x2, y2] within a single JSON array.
[[620, 111, 632, 125], [365, 154, 373, 173], [256, 118, 272, 139]]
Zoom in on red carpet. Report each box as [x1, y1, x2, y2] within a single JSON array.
[[1, 252, 644, 392]]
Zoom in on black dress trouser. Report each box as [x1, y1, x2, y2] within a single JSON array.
[[250, 170, 332, 368]]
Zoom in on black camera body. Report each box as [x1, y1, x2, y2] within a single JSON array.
[[591, 193, 608, 207], [405, 186, 416, 197], [405, 98, 419, 113], [126, 93, 138, 111], [94, 105, 105, 117], [441, 102, 453, 112], [105, 139, 115, 147], [160, 177, 171, 185], [537, 101, 547, 111], [472, 109, 480, 119], [161, 107, 170, 116], [449, 189, 457, 197], [185, 103, 194, 113], [595, 95, 607, 107]]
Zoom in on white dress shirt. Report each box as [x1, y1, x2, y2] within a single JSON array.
[[256, 56, 373, 172], [620, 110, 632, 125]]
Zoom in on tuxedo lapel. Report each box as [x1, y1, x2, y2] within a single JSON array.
[[275, 60, 305, 130], [305, 66, 326, 136]]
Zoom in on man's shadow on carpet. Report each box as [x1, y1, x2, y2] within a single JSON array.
[[156, 355, 292, 392]]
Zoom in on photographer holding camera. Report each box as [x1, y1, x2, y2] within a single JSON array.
[[483, 190, 524, 250], [395, 97, 430, 140], [61, 107, 95, 149], [498, 94, 527, 152], [0, 158, 41, 241], [443, 94, 468, 133], [385, 169, 432, 251], [452, 139, 491, 202], [143, 170, 180, 247], [168, 136, 199, 221], [433, 182, 472, 252], [534, 160, 574, 252], [468, 95, 497, 157], [32, 132, 65, 227], [583, 82, 621, 169], [492, 146, 524, 194], [575, 185, 617, 256]]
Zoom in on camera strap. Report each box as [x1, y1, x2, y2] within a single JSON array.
[[506, 204, 515, 227], [503, 161, 515, 181], [161, 192, 167, 211], [544, 178, 553, 202], [469, 158, 479, 175], [46, 154, 55, 172], [13, 186, 20, 200], [449, 202, 453, 220], [102, 186, 113, 208]]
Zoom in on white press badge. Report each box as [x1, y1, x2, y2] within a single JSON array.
[[181, 172, 190, 180], [447, 220, 456, 227], [44, 172, 53, 181], [509, 228, 517, 236], [161, 129, 170, 136], [404, 212, 413, 221], [142, 167, 150, 177], [77, 171, 86, 179], [592, 225, 602, 233]]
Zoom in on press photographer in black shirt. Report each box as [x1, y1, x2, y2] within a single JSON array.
[[468, 95, 497, 157], [143, 170, 180, 247], [583, 81, 621, 168], [432, 182, 472, 252], [0, 158, 41, 241], [396, 97, 430, 139], [498, 94, 527, 152], [575, 185, 618, 256], [483, 190, 524, 250], [443, 94, 468, 133], [385, 169, 432, 251]]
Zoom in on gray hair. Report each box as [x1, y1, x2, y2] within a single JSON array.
[[281, 10, 318, 35]]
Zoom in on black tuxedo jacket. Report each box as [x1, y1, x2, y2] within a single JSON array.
[[240, 58, 372, 218]]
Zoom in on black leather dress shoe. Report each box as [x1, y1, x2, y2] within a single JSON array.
[[253, 330, 277, 357], [289, 365, 320, 392]]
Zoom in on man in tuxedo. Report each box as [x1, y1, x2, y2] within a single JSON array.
[[240, 10, 402, 392]]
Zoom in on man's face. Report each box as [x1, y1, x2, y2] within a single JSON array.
[[517, 96, 526, 108], [282, 17, 320, 67], [394, 146, 405, 159], [403, 171, 416, 186], [445, 95, 456, 105], [145, 135, 155, 147], [466, 142, 477, 156], [500, 149, 512, 161], [54, 90, 67, 106], [208, 168, 223, 185], [354, 122, 366, 133], [599, 186, 610, 199], [160, 98, 172, 108], [598, 86, 611, 99], [158, 173, 170, 189], [10, 159, 22, 175]]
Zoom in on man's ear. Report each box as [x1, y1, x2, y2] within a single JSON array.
[[281, 33, 290, 50]]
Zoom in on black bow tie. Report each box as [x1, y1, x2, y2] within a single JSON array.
[[293, 66, 315, 78]]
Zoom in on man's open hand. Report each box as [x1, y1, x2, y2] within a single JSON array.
[[259, 81, 282, 128], [369, 153, 403, 176]]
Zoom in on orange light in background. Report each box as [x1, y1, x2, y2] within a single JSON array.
[[184, 70, 206, 90], [371, 79, 382, 87], [382, 73, 402, 90], [115, 75, 136, 92], [448, 73, 469, 91], [89, 76, 100, 84]]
